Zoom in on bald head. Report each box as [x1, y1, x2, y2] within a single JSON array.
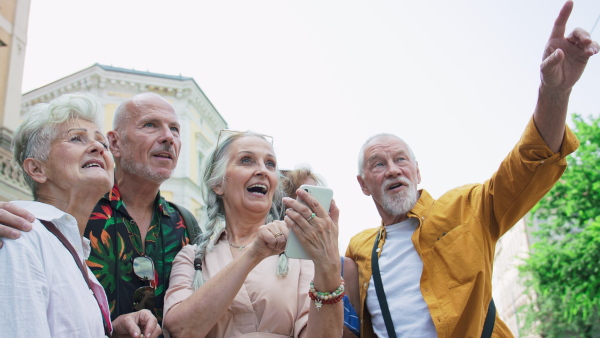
[[112, 92, 173, 132]]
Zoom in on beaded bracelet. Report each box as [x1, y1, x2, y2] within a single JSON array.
[[308, 277, 345, 311]]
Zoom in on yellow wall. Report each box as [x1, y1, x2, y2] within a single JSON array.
[[161, 190, 173, 202], [103, 103, 117, 133], [190, 197, 201, 215], [0, 31, 10, 118], [0, 0, 16, 22], [189, 127, 200, 185]]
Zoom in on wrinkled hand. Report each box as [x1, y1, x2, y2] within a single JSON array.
[[248, 220, 289, 260], [0, 202, 34, 249], [283, 189, 340, 266], [541, 1, 599, 91], [111, 309, 161, 338]]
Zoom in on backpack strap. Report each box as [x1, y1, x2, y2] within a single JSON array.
[[170, 202, 201, 242]]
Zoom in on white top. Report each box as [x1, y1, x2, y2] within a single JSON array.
[[0, 201, 110, 337], [366, 218, 437, 337]]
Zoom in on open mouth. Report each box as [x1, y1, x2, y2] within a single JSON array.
[[153, 152, 173, 159], [388, 182, 404, 191], [82, 161, 104, 169], [247, 184, 268, 195]]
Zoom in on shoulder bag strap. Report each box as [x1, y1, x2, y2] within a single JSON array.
[[170, 202, 201, 242], [481, 298, 496, 338], [371, 231, 397, 338], [39, 219, 111, 336]]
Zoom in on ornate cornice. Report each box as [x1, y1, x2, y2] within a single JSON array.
[[0, 146, 29, 194], [21, 65, 227, 132]]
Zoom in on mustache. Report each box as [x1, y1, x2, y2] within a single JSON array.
[[150, 144, 176, 157], [382, 177, 411, 190]]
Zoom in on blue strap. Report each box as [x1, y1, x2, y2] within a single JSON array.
[[340, 256, 360, 335]]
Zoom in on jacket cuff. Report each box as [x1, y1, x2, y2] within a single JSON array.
[[518, 116, 579, 170]]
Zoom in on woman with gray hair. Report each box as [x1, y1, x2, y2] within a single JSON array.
[[0, 93, 160, 337], [163, 131, 343, 337]]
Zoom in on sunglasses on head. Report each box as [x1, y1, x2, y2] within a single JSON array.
[[216, 129, 274, 149]]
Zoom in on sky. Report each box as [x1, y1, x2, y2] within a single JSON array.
[[22, 0, 600, 252]]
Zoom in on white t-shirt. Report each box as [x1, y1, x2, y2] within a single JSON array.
[[366, 217, 437, 337], [0, 201, 110, 337]]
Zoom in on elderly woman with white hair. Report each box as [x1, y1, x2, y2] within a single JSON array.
[[0, 93, 160, 337], [163, 131, 343, 337]]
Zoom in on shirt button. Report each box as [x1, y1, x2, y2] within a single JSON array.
[[364, 283, 368, 288], [376, 248, 381, 253], [541, 160, 545, 164], [421, 216, 425, 220], [131, 219, 136, 225]]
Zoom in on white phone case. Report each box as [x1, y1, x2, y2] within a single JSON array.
[[284, 184, 333, 260]]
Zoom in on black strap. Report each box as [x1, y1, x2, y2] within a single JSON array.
[[481, 298, 496, 338], [372, 227, 495, 338], [39, 219, 111, 336], [170, 202, 201, 242], [372, 231, 397, 338]]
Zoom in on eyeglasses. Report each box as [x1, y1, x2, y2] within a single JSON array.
[[216, 129, 274, 149], [132, 255, 156, 311]]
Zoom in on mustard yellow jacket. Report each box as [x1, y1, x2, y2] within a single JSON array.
[[346, 117, 578, 338]]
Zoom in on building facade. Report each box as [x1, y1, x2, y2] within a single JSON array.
[[20, 64, 227, 222], [0, 0, 32, 201], [492, 219, 540, 338]]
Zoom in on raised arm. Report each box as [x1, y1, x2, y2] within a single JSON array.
[[534, 0, 599, 152]]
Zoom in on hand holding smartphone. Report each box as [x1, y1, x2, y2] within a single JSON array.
[[284, 184, 333, 260]]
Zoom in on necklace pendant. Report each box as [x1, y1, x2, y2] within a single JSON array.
[[238, 246, 244, 251]]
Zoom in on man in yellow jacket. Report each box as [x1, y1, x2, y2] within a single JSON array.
[[345, 1, 598, 337]]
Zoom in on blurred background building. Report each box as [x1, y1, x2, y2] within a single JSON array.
[[0, 0, 32, 201], [492, 219, 540, 338]]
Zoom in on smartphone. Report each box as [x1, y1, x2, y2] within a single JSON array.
[[285, 184, 334, 260]]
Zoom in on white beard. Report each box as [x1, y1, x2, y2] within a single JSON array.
[[381, 178, 418, 217]]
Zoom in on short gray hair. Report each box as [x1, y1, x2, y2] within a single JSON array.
[[357, 133, 416, 177], [12, 93, 104, 198]]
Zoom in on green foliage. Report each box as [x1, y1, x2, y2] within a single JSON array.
[[520, 114, 600, 337]]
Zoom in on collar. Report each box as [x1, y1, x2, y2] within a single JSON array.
[[11, 200, 91, 259], [103, 182, 170, 217], [408, 189, 435, 219]]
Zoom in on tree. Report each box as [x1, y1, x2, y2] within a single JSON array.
[[520, 114, 600, 337]]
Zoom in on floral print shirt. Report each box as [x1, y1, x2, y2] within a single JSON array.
[[84, 183, 190, 324]]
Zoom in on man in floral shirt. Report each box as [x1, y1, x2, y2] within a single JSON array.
[[84, 92, 196, 324], [0, 92, 199, 325]]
